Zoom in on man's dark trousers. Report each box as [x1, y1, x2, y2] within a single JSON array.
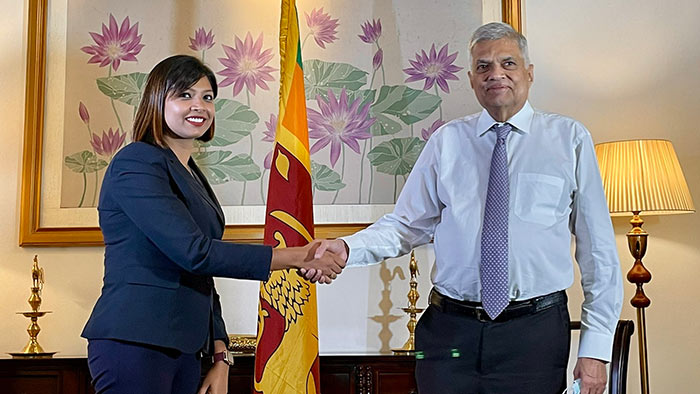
[[415, 291, 570, 394]]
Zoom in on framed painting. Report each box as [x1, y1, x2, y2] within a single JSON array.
[[19, 0, 521, 246]]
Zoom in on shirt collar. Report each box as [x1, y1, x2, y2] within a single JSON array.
[[477, 101, 534, 136]]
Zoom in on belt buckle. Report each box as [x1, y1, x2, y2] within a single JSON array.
[[474, 307, 490, 322]]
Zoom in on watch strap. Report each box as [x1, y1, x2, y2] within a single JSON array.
[[212, 351, 233, 365]]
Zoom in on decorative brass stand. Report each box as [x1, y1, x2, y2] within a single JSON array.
[[10, 255, 56, 358], [626, 213, 650, 394], [392, 251, 425, 355]]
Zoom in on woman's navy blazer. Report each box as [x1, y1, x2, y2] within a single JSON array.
[[81, 142, 272, 354]]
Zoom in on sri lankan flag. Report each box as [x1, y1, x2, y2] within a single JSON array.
[[254, 0, 320, 393]]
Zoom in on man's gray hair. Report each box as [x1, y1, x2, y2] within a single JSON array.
[[468, 22, 530, 66]]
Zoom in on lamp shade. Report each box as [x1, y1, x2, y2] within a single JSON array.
[[595, 139, 695, 216]]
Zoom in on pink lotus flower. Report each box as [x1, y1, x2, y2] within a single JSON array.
[[358, 19, 382, 44], [308, 89, 375, 168], [262, 114, 278, 170], [91, 128, 126, 157], [78, 102, 90, 125], [217, 32, 276, 97], [305, 8, 339, 49], [403, 43, 464, 94], [81, 14, 145, 71], [189, 27, 215, 51], [421, 119, 446, 141]]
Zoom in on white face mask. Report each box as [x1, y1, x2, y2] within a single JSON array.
[[561, 378, 581, 394]]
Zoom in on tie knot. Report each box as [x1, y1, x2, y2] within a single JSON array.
[[493, 123, 512, 140]]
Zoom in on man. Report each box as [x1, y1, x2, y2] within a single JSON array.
[[306, 22, 622, 394]]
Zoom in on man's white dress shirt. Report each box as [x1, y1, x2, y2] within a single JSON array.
[[343, 101, 623, 361]]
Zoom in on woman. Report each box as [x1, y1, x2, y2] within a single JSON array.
[[81, 55, 343, 394]]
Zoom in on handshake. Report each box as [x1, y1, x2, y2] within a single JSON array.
[[273, 239, 348, 284]]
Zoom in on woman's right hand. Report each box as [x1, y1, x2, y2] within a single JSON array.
[[299, 239, 350, 283], [298, 241, 346, 283], [270, 241, 346, 283]]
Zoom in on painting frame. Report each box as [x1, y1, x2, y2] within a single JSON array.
[[19, 0, 522, 246]]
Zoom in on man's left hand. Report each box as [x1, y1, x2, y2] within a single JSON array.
[[573, 357, 607, 394]]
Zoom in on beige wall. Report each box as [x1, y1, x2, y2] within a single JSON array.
[[1, 0, 699, 393], [525, 1, 700, 393]]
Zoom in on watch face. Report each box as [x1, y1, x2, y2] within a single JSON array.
[[214, 351, 234, 365], [223, 351, 234, 365]]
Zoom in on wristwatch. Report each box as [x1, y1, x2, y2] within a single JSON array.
[[212, 350, 234, 366]]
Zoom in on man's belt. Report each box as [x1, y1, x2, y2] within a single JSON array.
[[429, 289, 567, 322]]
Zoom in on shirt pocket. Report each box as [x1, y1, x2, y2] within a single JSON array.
[[514, 173, 565, 226]]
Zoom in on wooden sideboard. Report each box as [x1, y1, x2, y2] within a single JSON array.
[[0, 354, 417, 394], [0, 358, 94, 394]]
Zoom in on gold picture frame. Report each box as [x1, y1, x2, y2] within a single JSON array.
[[19, 0, 521, 246]]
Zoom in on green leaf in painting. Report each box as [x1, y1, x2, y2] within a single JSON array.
[[347, 89, 376, 108], [370, 113, 403, 136], [311, 161, 345, 191], [371, 85, 441, 125], [303, 59, 368, 100], [96, 72, 149, 107], [367, 137, 426, 176], [193, 151, 261, 184], [64, 150, 108, 173], [201, 99, 259, 147]]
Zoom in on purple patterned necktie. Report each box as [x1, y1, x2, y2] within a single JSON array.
[[480, 123, 512, 319]]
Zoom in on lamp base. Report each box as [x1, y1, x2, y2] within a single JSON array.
[[627, 212, 651, 394], [636, 307, 650, 394]]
